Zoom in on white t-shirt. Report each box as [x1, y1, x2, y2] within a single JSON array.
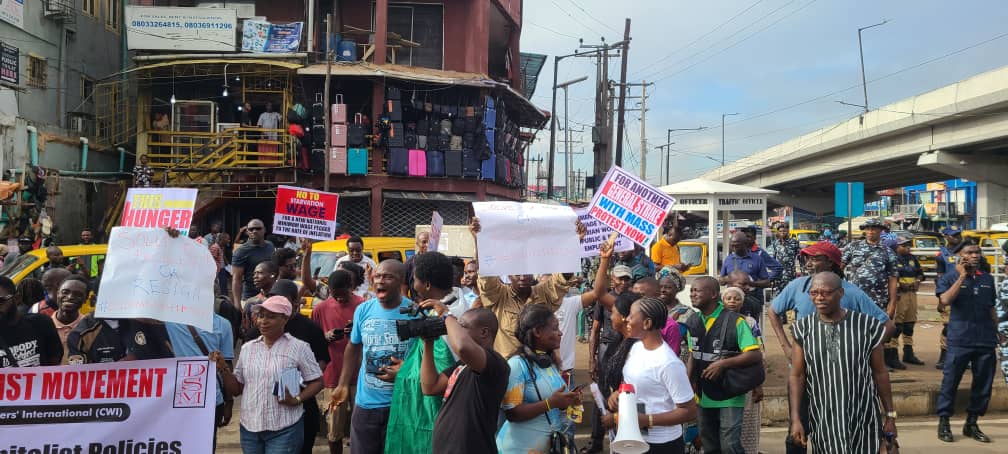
[[622, 340, 695, 443], [554, 294, 583, 371], [334, 255, 378, 297]]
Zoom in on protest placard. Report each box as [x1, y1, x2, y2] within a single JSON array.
[[430, 211, 444, 252], [472, 202, 581, 276], [587, 166, 676, 248], [96, 227, 216, 331], [0, 357, 215, 451], [120, 188, 198, 236], [273, 185, 339, 241], [576, 207, 634, 257]]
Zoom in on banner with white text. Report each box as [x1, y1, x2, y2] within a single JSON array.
[[121, 188, 198, 236], [273, 185, 339, 241], [0, 357, 216, 452], [97, 227, 216, 331], [587, 166, 676, 249], [575, 208, 634, 257]]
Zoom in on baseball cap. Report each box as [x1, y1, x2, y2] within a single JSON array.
[[940, 226, 962, 236], [896, 235, 912, 246], [799, 241, 842, 268], [859, 218, 885, 229], [258, 295, 292, 317], [612, 265, 633, 279]]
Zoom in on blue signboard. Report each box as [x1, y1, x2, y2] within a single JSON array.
[[835, 182, 865, 217], [242, 20, 303, 53]]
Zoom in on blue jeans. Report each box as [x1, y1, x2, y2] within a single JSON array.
[[240, 417, 304, 454], [699, 406, 744, 454]]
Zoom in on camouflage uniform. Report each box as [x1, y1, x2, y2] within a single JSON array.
[[766, 237, 801, 292], [842, 239, 898, 310]]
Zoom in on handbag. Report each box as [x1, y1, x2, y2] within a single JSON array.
[[187, 326, 235, 415], [699, 313, 765, 401], [523, 357, 576, 454]]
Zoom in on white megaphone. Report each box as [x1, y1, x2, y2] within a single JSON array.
[[611, 383, 648, 454]]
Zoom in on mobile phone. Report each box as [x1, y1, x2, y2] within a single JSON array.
[[571, 383, 588, 393]]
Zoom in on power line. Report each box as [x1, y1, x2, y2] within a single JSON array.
[[645, 0, 815, 83], [526, 21, 581, 40], [631, 0, 764, 77], [566, 0, 621, 34], [548, 0, 606, 39]]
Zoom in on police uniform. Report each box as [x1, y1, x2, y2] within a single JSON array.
[[935, 266, 998, 442], [841, 239, 897, 310], [886, 246, 925, 365]]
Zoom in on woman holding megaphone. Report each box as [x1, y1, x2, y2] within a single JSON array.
[[604, 295, 698, 453]]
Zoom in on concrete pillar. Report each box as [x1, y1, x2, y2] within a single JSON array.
[[977, 181, 1008, 229], [374, 0, 388, 65], [370, 186, 382, 236]]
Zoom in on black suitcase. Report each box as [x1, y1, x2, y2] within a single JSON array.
[[387, 122, 405, 147], [462, 148, 481, 178], [388, 147, 409, 175], [451, 118, 465, 136], [311, 125, 326, 145], [387, 86, 401, 100], [312, 102, 325, 122], [445, 150, 463, 177], [386, 99, 403, 121], [426, 150, 446, 177]]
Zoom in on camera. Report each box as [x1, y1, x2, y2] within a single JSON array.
[[395, 294, 457, 340]]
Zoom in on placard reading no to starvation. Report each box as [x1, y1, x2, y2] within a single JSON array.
[[273, 185, 339, 241]]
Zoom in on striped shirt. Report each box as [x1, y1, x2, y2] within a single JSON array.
[[792, 310, 884, 453], [233, 333, 323, 432]]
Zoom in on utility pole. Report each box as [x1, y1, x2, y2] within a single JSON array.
[[637, 81, 653, 181], [857, 20, 888, 113], [614, 18, 631, 167], [660, 126, 705, 184], [323, 14, 333, 191]]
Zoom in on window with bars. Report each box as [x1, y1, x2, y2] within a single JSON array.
[[81, 76, 95, 100], [382, 3, 444, 69], [82, 0, 98, 17], [337, 196, 372, 238], [381, 198, 470, 237], [27, 56, 46, 89], [105, 0, 121, 32]]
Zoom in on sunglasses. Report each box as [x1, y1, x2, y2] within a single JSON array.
[[247, 227, 263, 231]]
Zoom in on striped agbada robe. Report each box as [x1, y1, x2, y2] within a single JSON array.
[[792, 310, 884, 453]]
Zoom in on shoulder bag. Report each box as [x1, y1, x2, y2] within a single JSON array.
[[700, 311, 765, 401], [187, 325, 235, 426], [522, 356, 576, 454]]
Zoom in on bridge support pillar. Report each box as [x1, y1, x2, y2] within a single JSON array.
[[977, 182, 1008, 229], [917, 150, 1008, 185]]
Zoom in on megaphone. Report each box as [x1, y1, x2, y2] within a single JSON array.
[[611, 383, 648, 454]]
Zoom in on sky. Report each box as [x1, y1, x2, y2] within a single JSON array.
[[519, 0, 1008, 188]]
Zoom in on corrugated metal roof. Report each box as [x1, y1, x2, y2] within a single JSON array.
[[520, 52, 547, 99]]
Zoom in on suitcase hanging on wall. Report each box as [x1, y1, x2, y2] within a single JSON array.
[[331, 124, 347, 147], [331, 94, 347, 124], [387, 122, 404, 147], [445, 150, 463, 177], [426, 150, 446, 177], [481, 153, 496, 181], [348, 114, 366, 147], [386, 99, 403, 121], [310, 148, 325, 172], [311, 125, 326, 145], [496, 156, 509, 184], [408, 149, 427, 177], [462, 148, 481, 178], [348, 148, 368, 175], [330, 147, 347, 175], [388, 147, 409, 175]]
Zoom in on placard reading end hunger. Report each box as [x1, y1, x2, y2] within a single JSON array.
[[587, 166, 676, 248], [273, 185, 339, 241]]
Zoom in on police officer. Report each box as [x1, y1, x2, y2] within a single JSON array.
[[841, 219, 897, 311], [886, 235, 925, 369], [935, 241, 999, 443]]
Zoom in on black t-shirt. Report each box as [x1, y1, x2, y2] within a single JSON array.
[[594, 298, 620, 345], [232, 242, 276, 299], [0, 314, 63, 367], [66, 317, 174, 364], [431, 347, 510, 454], [244, 314, 331, 364]]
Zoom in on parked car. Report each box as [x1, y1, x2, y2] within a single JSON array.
[[1, 244, 108, 314], [789, 229, 822, 247], [298, 236, 415, 316]]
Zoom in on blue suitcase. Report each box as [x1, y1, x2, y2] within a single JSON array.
[[462, 148, 481, 178], [481, 153, 496, 181], [388, 147, 409, 175], [348, 147, 368, 175], [484, 107, 496, 129], [426, 150, 446, 177]]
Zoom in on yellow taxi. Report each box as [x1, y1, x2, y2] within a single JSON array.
[[789, 229, 823, 248], [1, 244, 107, 314], [299, 236, 415, 316], [907, 232, 942, 272], [676, 241, 709, 275]]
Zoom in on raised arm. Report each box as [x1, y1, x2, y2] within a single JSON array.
[[300, 239, 318, 294]]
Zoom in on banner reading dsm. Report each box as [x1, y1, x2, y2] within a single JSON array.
[[0, 357, 215, 452]]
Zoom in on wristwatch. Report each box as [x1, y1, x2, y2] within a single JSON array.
[[294, 395, 303, 404], [886, 411, 897, 419]]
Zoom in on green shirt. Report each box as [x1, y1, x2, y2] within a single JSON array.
[[687, 302, 760, 408], [384, 337, 456, 454]]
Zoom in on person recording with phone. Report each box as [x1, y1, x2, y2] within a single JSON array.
[[935, 241, 1001, 443], [384, 252, 458, 454]]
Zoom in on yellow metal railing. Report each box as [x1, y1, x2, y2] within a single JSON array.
[[146, 128, 297, 171]]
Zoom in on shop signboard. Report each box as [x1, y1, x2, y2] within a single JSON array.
[[126, 6, 237, 51]]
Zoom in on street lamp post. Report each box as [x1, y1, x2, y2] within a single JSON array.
[[556, 76, 588, 203], [858, 20, 888, 113], [663, 126, 706, 184], [721, 113, 739, 166]]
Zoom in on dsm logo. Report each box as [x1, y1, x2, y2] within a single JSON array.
[[174, 360, 210, 408]]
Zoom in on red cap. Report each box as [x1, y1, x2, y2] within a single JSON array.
[[618, 383, 636, 393], [799, 241, 842, 268]]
